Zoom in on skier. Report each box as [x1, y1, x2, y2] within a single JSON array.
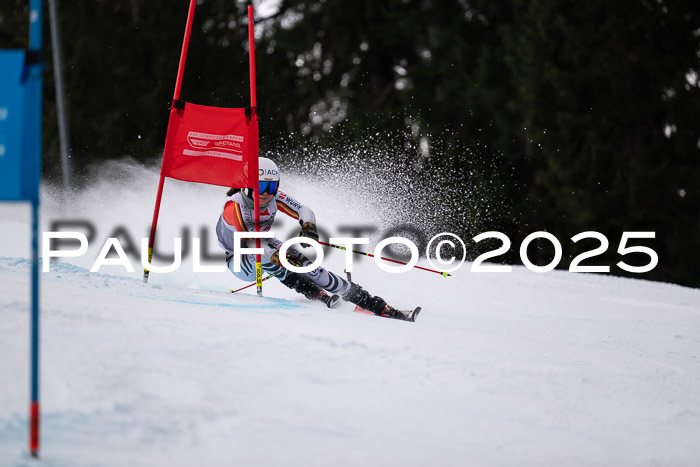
[[216, 157, 420, 322]]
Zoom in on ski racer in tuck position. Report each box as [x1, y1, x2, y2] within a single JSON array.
[[216, 157, 420, 322]]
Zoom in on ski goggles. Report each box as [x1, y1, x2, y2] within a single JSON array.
[[259, 180, 279, 195]]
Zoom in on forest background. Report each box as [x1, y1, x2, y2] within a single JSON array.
[[1, 0, 698, 287]]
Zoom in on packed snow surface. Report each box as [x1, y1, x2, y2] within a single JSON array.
[[1, 162, 699, 466]]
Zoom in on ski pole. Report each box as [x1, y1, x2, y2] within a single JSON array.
[[229, 251, 307, 294], [229, 270, 281, 294], [318, 241, 451, 277]]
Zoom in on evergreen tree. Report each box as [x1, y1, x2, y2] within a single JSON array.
[[502, 0, 700, 285], [1, 0, 698, 285]]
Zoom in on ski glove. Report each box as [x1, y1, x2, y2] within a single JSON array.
[[299, 221, 319, 244], [270, 250, 304, 268]]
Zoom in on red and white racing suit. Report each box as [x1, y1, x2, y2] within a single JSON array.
[[216, 191, 350, 294]]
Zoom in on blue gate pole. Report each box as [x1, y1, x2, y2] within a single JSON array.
[[28, 0, 43, 458], [30, 200, 40, 458]]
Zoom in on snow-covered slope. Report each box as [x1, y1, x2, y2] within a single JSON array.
[[1, 161, 699, 466]]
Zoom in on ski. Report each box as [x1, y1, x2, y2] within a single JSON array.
[[353, 305, 421, 322], [352, 306, 375, 316]]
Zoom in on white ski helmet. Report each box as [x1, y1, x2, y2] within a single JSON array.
[[258, 157, 280, 184], [242, 157, 280, 202]]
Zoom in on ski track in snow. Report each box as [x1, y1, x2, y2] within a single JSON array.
[[1, 164, 700, 466]]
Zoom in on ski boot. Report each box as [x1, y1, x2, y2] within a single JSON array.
[[380, 304, 421, 322], [281, 272, 340, 309], [342, 283, 420, 322]]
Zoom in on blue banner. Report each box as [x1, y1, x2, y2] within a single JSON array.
[[0, 50, 28, 201]]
